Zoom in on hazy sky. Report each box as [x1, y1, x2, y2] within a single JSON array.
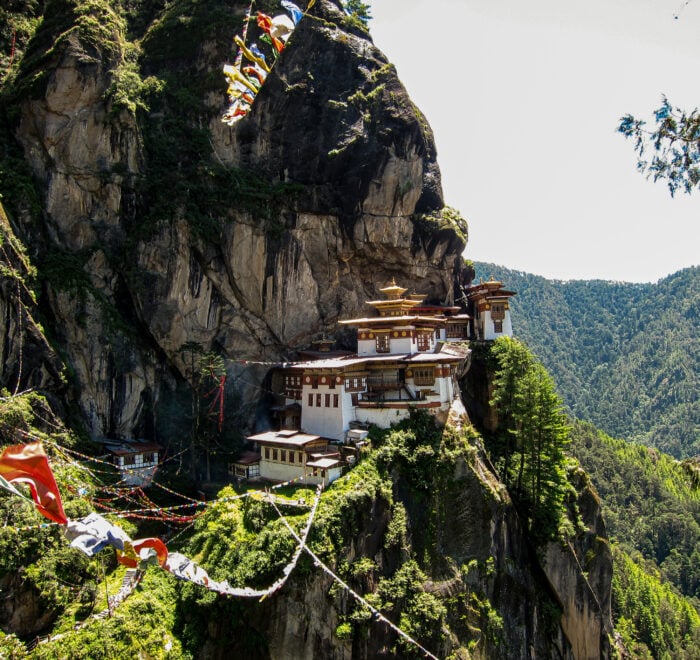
[[369, 0, 700, 282]]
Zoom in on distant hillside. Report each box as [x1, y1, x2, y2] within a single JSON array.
[[571, 420, 700, 602], [473, 263, 700, 458]]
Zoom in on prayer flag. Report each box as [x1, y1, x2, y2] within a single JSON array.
[[118, 537, 168, 568], [257, 12, 285, 53], [65, 512, 132, 556], [281, 1, 303, 24], [0, 442, 67, 524]]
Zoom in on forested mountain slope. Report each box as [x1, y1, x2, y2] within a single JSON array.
[[474, 263, 700, 458], [570, 421, 700, 658]]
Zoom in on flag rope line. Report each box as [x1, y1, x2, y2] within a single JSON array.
[[269, 498, 440, 660]]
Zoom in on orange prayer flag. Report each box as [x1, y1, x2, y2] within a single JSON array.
[[118, 537, 168, 568], [0, 442, 68, 525], [256, 12, 285, 53]]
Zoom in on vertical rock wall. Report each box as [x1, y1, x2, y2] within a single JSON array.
[[3, 0, 468, 440]]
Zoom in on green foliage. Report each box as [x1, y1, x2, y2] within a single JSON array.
[[342, 0, 372, 27], [312, 456, 390, 558], [619, 96, 700, 196], [0, 3, 41, 89], [475, 262, 700, 458], [0, 139, 42, 223], [374, 424, 439, 491], [413, 206, 468, 251], [0, 631, 28, 659], [0, 393, 104, 635], [105, 44, 164, 116], [38, 248, 94, 297], [24, 544, 95, 611], [8, 0, 127, 102], [34, 570, 191, 659], [136, 103, 304, 241], [612, 545, 700, 659], [334, 620, 353, 640], [115, 0, 168, 40], [376, 560, 447, 654], [571, 421, 700, 601], [488, 337, 572, 544], [186, 486, 302, 589]]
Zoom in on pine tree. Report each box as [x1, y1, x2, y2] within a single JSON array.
[[490, 337, 571, 541]]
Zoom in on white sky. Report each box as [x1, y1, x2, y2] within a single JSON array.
[[369, 0, 700, 282]]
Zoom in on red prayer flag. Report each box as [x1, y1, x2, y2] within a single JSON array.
[[0, 442, 68, 524], [257, 11, 273, 31]]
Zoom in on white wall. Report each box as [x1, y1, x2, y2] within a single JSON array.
[[482, 311, 514, 340], [300, 384, 346, 440], [389, 335, 414, 354], [259, 458, 330, 486], [355, 406, 410, 428], [357, 338, 376, 356], [259, 458, 305, 482]]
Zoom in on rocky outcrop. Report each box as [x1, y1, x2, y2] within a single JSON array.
[[3, 0, 467, 441], [0, 573, 57, 638], [0, 201, 66, 398], [541, 468, 614, 660]]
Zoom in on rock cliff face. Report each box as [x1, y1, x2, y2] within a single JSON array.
[[0, 202, 66, 400], [1, 0, 466, 441]]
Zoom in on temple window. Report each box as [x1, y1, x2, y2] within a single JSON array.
[[308, 393, 313, 407], [325, 393, 331, 407], [494, 320, 503, 333], [416, 333, 432, 351], [376, 334, 390, 353], [491, 303, 505, 320], [413, 367, 435, 386], [345, 377, 364, 391], [333, 394, 339, 408]]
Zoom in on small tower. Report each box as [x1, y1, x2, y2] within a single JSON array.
[[466, 277, 516, 340]]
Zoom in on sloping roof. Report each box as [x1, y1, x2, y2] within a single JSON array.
[[292, 347, 469, 370], [103, 442, 162, 456], [232, 450, 261, 466], [306, 457, 343, 469], [339, 315, 446, 326], [403, 351, 467, 364], [248, 430, 324, 447]]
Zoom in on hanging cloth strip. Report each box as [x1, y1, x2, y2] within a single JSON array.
[[0, 442, 68, 524]]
